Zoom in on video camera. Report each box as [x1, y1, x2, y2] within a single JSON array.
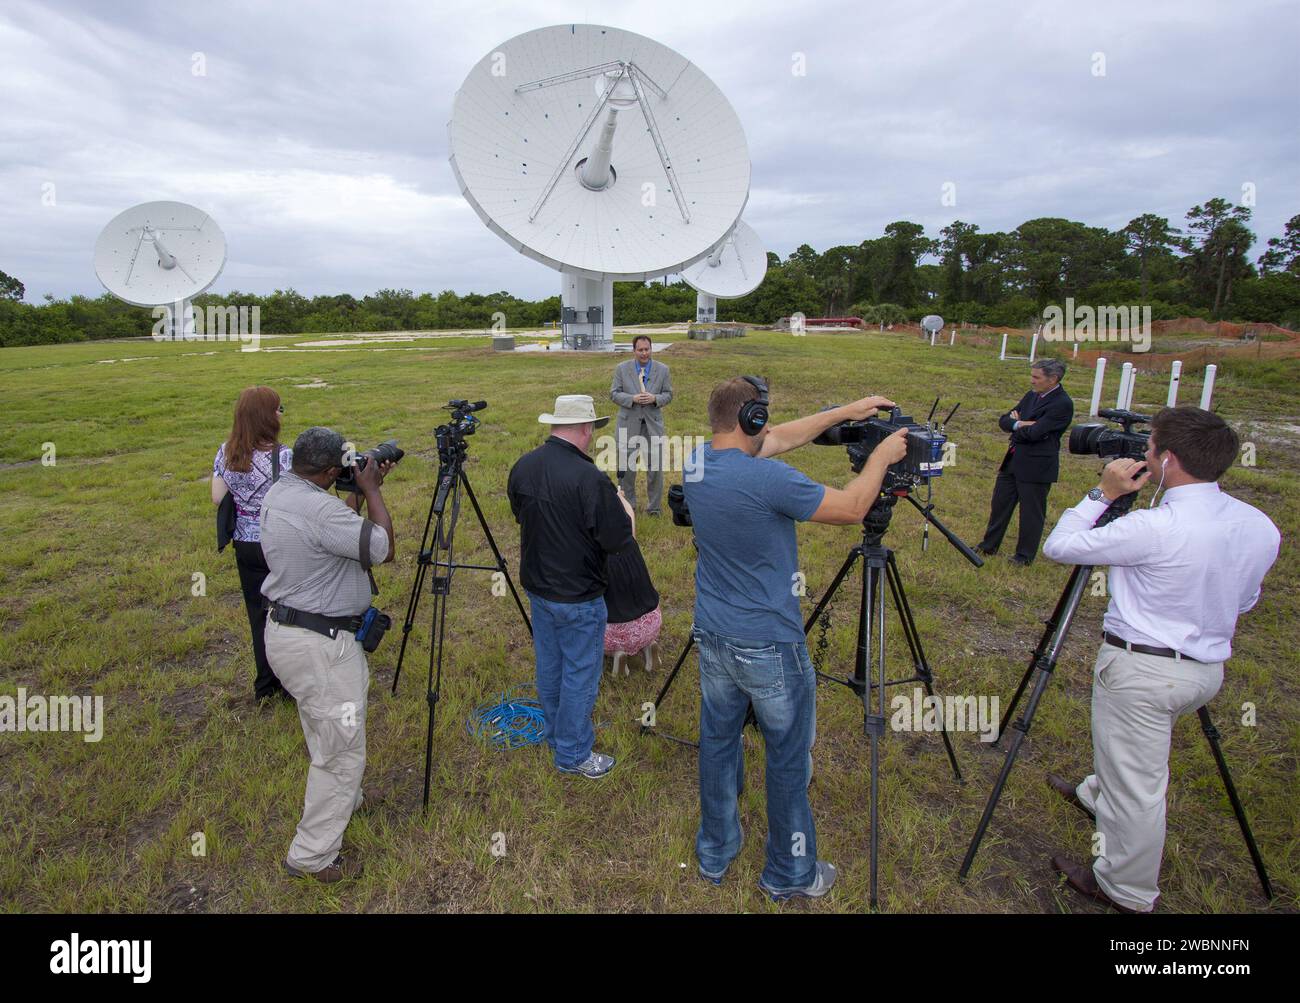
[[436, 399, 487, 462], [814, 404, 952, 487], [1068, 408, 1151, 461], [335, 439, 405, 493]]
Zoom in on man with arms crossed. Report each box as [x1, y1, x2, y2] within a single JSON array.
[[683, 377, 908, 899], [976, 358, 1074, 565], [1042, 406, 1279, 912]]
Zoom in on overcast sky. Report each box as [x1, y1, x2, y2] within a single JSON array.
[[2, 0, 1297, 302]]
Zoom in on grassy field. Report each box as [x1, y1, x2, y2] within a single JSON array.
[[0, 328, 1296, 914]]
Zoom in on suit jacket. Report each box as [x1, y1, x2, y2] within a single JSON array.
[[611, 358, 673, 436], [997, 385, 1074, 483]]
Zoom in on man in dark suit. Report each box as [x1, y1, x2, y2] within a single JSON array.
[[976, 359, 1074, 565]]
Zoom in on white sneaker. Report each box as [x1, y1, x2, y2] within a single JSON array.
[[759, 860, 838, 901], [557, 751, 617, 779]]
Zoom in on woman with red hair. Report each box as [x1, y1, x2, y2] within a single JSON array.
[[212, 386, 293, 702]]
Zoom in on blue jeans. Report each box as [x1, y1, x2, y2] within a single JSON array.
[[527, 592, 606, 769], [694, 626, 818, 891]]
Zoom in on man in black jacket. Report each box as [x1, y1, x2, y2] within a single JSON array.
[[976, 359, 1074, 565], [507, 394, 634, 779]]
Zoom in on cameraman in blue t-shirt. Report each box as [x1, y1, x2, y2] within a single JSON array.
[[683, 376, 908, 900]]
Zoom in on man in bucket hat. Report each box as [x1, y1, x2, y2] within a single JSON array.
[[507, 395, 634, 778]]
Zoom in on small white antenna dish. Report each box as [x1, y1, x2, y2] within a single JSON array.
[[94, 201, 226, 339], [921, 314, 944, 333], [449, 24, 751, 349], [681, 220, 767, 323]]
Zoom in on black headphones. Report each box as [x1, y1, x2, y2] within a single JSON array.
[[738, 375, 769, 436]]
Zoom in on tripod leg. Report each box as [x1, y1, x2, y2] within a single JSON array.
[[1197, 706, 1273, 900], [421, 588, 445, 811], [959, 564, 1090, 879], [393, 480, 445, 693], [865, 558, 887, 910], [641, 635, 695, 735], [460, 469, 532, 636], [996, 564, 1090, 745], [422, 472, 464, 812], [884, 553, 962, 783]]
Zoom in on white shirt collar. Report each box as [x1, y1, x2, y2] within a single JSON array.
[[1160, 481, 1220, 503]]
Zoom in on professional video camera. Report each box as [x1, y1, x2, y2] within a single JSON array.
[[436, 399, 487, 462], [335, 439, 405, 493], [1068, 407, 1151, 461], [814, 402, 955, 488]]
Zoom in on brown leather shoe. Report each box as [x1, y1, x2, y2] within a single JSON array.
[[284, 853, 363, 884], [1046, 773, 1095, 821], [1050, 855, 1152, 914]]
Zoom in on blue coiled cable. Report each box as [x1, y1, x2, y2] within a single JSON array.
[[466, 685, 546, 750]]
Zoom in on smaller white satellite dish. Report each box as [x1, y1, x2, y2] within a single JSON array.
[[682, 220, 767, 324], [921, 314, 944, 333], [682, 221, 768, 299], [94, 201, 227, 339]]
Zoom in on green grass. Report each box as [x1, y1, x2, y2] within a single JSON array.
[[0, 328, 1296, 913]]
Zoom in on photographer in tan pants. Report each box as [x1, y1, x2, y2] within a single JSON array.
[[260, 427, 395, 883]]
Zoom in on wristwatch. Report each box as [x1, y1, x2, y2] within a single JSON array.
[[1087, 487, 1111, 504]]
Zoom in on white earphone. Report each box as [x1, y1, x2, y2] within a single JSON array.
[[1150, 455, 1170, 507]]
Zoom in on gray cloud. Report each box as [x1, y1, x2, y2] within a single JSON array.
[[1, 0, 1295, 302]]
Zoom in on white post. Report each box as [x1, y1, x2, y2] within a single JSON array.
[[1200, 364, 1217, 409], [1167, 360, 1182, 407], [1000, 332, 1008, 361], [1090, 358, 1107, 416], [929, 328, 937, 347], [1029, 330, 1039, 363], [1117, 362, 1133, 409], [1124, 371, 1137, 410], [949, 329, 955, 346], [1072, 342, 1079, 358]]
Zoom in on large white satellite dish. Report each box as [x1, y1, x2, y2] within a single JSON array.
[[681, 220, 767, 323], [94, 201, 226, 339], [449, 24, 751, 349]]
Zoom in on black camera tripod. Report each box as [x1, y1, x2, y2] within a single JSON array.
[[645, 486, 982, 908], [958, 490, 1273, 900], [390, 402, 531, 811]]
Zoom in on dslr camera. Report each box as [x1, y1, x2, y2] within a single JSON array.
[[1068, 408, 1150, 461], [335, 439, 405, 493]]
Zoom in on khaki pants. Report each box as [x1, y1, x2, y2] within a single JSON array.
[[265, 619, 369, 873], [1075, 643, 1223, 912]]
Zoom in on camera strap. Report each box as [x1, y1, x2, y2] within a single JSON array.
[[359, 518, 379, 596], [271, 443, 280, 483]]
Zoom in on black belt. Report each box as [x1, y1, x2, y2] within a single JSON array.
[[1103, 631, 1201, 663], [268, 601, 363, 639]]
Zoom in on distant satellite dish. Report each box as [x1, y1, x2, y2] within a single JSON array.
[[682, 220, 767, 323], [94, 201, 226, 339], [448, 24, 751, 349], [921, 314, 944, 333]]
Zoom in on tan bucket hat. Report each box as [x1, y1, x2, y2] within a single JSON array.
[[538, 394, 610, 428]]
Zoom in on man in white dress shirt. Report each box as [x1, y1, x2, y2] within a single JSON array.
[[1040, 405, 1280, 913]]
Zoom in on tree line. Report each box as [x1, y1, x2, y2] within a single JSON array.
[[2, 199, 1297, 347]]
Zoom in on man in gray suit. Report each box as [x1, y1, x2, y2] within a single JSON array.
[[611, 334, 673, 515]]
